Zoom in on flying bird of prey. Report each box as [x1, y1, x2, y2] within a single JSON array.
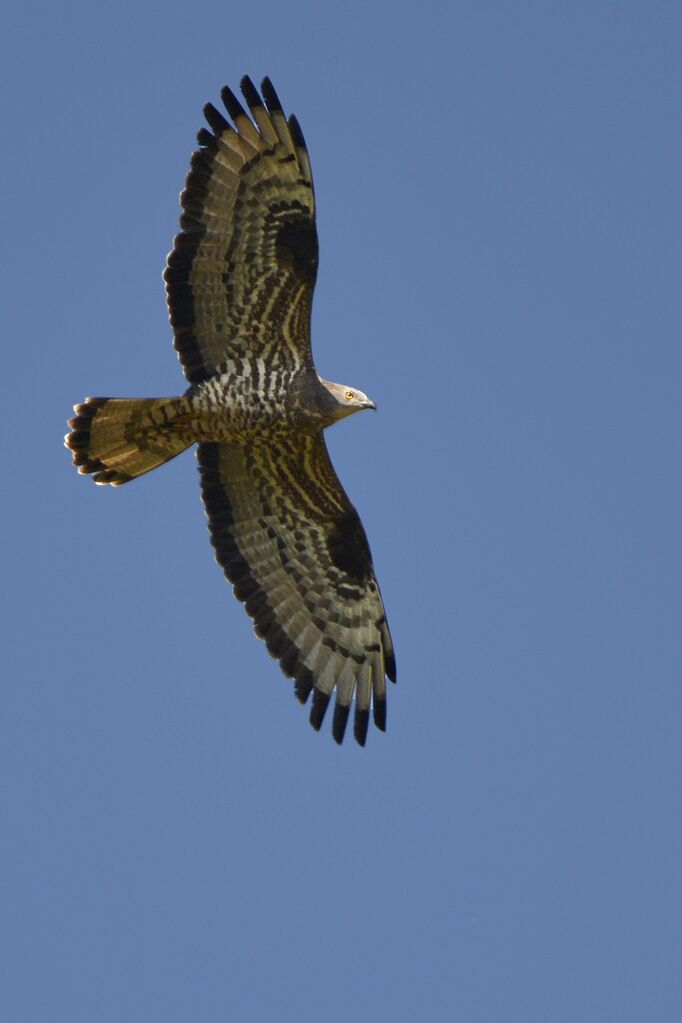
[[65, 76, 395, 745]]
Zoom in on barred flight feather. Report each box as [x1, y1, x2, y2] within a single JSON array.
[[66, 76, 395, 745]]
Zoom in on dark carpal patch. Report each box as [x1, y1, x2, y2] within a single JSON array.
[[326, 508, 373, 585], [276, 211, 319, 285]]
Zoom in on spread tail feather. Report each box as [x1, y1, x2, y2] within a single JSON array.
[[65, 396, 194, 485]]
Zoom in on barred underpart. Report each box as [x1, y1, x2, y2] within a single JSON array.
[[65, 76, 396, 745]]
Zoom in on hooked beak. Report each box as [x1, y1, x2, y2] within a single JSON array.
[[364, 398, 377, 411]]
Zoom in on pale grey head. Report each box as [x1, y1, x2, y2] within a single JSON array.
[[319, 377, 377, 420]]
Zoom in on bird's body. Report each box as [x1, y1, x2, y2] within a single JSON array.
[[66, 76, 395, 745]]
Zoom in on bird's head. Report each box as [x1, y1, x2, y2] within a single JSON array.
[[320, 379, 377, 420]]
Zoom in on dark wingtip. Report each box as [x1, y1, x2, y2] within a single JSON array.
[[288, 114, 307, 150], [373, 697, 387, 732], [310, 689, 331, 731], [332, 702, 351, 745], [385, 651, 397, 684], [196, 127, 216, 150], [221, 84, 247, 122], [260, 76, 284, 114], [279, 644, 298, 678], [204, 102, 230, 135], [354, 708, 370, 747], [294, 667, 314, 705], [240, 75, 263, 109]]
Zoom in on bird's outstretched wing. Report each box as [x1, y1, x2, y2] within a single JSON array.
[[198, 437, 396, 745], [164, 76, 317, 385]]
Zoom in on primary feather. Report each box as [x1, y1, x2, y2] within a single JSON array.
[[65, 76, 396, 746]]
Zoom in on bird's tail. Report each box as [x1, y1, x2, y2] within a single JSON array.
[[65, 396, 195, 485]]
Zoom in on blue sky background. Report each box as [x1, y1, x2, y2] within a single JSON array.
[[2, 2, 681, 1019]]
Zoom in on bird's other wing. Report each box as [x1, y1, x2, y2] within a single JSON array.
[[165, 76, 317, 385], [198, 436, 396, 746]]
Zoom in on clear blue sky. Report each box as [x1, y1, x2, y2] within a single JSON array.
[[3, 2, 681, 1020]]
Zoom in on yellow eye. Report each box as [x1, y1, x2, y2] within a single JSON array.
[[345, 390, 355, 400]]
